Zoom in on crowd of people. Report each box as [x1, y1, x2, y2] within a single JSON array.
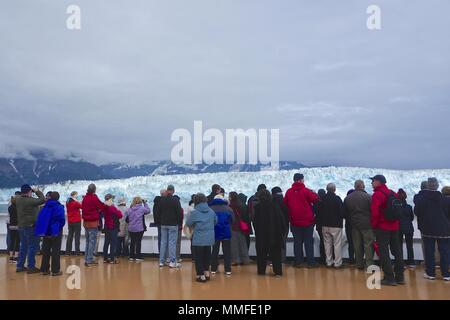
[[5, 173, 450, 285]]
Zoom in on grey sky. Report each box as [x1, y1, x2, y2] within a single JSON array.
[[1, 0, 449, 169]]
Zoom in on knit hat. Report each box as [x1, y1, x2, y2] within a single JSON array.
[[271, 186, 282, 195], [427, 177, 439, 191]]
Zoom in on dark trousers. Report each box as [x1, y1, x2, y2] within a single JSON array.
[[192, 246, 211, 276], [256, 243, 282, 276], [399, 232, 415, 264], [345, 224, 355, 263], [316, 226, 326, 264], [9, 229, 20, 252], [103, 229, 119, 261], [66, 222, 81, 254], [211, 239, 231, 272], [375, 229, 404, 281], [117, 236, 129, 256], [157, 225, 162, 252], [291, 224, 315, 265], [40, 234, 62, 273], [129, 231, 144, 259], [281, 231, 289, 263], [423, 237, 450, 278], [6, 224, 10, 251]]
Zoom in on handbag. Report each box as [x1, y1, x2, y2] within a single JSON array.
[[239, 219, 250, 234]]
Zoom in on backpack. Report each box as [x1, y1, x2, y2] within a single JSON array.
[[380, 190, 402, 221]]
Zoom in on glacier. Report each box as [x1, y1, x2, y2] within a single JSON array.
[[1, 166, 450, 206]]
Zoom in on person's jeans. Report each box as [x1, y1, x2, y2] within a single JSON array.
[[176, 229, 182, 261], [40, 233, 62, 273], [375, 229, 404, 281], [211, 239, 232, 272], [66, 222, 81, 254], [17, 226, 39, 270], [423, 237, 450, 278], [160, 225, 178, 264], [103, 229, 119, 261], [291, 224, 315, 265], [84, 228, 98, 263], [399, 232, 415, 265], [352, 228, 375, 268], [345, 223, 355, 263], [117, 236, 130, 256]]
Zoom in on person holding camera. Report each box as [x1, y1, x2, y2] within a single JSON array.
[[125, 197, 151, 261], [15, 185, 46, 273]]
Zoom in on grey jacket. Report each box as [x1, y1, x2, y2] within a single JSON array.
[[344, 190, 372, 230], [16, 191, 46, 228]]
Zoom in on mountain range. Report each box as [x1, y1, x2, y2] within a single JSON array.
[[0, 157, 306, 189]]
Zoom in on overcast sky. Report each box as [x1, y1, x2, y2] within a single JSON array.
[[1, 0, 449, 169]]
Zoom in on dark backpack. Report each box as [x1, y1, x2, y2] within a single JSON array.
[[380, 190, 402, 221]]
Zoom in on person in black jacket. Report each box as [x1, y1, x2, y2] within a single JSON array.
[[397, 189, 415, 268], [156, 185, 183, 268], [253, 190, 287, 277], [271, 187, 289, 263], [8, 194, 21, 263], [317, 183, 345, 268], [314, 189, 327, 265], [414, 178, 450, 281], [207, 184, 221, 203], [153, 189, 166, 261]]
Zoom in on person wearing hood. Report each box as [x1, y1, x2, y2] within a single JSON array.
[[283, 173, 319, 268], [65, 191, 82, 256], [414, 177, 450, 281], [34, 192, 65, 276], [186, 193, 217, 283], [209, 194, 235, 275], [229, 192, 251, 266], [397, 189, 415, 268], [117, 197, 129, 257], [271, 187, 289, 263], [126, 197, 151, 261], [253, 190, 287, 277], [102, 194, 123, 264], [15, 184, 46, 273]]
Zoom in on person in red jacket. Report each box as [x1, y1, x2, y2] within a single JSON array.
[[283, 173, 319, 268], [65, 191, 82, 256], [102, 194, 123, 264], [370, 175, 404, 286], [81, 184, 106, 266]]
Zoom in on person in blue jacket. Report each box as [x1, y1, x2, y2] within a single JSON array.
[[35, 191, 66, 276], [209, 194, 235, 275], [185, 193, 217, 283]]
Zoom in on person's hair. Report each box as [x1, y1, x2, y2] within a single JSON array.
[[167, 185, 175, 193], [318, 189, 326, 199], [87, 183, 96, 194], [45, 191, 52, 198], [228, 191, 241, 206], [194, 193, 207, 206], [420, 181, 428, 191], [427, 177, 439, 191], [441, 186, 450, 196], [326, 183, 336, 193], [131, 196, 143, 207], [257, 184, 267, 192], [70, 191, 78, 197], [258, 189, 272, 202], [271, 186, 282, 195], [50, 192, 60, 201], [354, 180, 365, 190], [293, 173, 304, 182], [188, 194, 196, 206], [212, 184, 221, 193], [220, 188, 225, 195], [10, 196, 16, 205], [397, 188, 407, 201]]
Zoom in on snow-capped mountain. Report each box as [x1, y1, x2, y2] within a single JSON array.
[[0, 156, 306, 189]]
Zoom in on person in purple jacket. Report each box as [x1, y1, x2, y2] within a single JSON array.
[[125, 197, 151, 261]]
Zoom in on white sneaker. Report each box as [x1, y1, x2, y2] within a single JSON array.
[[424, 273, 436, 280], [128, 258, 135, 262], [443, 277, 450, 281], [135, 258, 144, 262], [226, 272, 232, 276], [210, 271, 216, 275], [159, 263, 164, 267], [169, 262, 181, 268]]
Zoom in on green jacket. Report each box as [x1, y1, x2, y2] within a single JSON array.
[[16, 191, 46, 227]]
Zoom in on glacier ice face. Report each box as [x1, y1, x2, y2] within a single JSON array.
[[0, 166, 449, 206]]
